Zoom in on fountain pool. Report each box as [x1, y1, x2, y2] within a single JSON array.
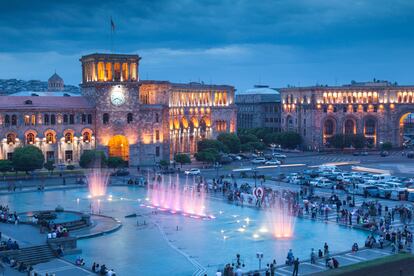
[[0, 185, 368, 276]]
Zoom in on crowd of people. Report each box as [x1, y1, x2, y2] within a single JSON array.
[[91, 261, 117, 275], [0, 204, 20, 224]]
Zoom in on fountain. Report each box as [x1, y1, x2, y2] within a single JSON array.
[[143, 174, 213, 219], [266, 203, 295, 239], [87, 169, 110, 198]]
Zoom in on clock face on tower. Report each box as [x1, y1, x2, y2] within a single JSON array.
[[110, 89, 125, 106]]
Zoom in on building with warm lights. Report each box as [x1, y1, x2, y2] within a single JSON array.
[[0, 53, 237, 166], [280, 81, 414, 150], [235, 85, 281, 131]]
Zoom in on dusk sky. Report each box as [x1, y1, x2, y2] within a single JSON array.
[[1, 0, 414, 92]]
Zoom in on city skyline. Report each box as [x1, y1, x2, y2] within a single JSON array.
[[1, 0, 414, 92]]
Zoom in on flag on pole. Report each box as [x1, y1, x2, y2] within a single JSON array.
[[110, 17, 115, 32]]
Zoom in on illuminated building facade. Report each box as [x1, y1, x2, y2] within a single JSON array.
[[0, 53, 236, 166], [280, 81, 414, 149]]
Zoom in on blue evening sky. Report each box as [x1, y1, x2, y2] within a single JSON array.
[[1, 0, 414, 92]]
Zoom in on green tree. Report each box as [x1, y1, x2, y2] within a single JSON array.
[[238, 133, 259, 144], [174, 154, 191, 168], [195, 148, 220, 164], [12, 146, 45, 173], [44, 160, 55, 174], [328, 134, 366, 149], [79, 150, 107, 168], [0, 160, 13, 178], [278, 132, 302, 149], [107, 156, 125, 169], [217, 133, 241, 153], [197, 139, 228, 153], [381, 142, 393, 151], [159, 159, 169, 168]]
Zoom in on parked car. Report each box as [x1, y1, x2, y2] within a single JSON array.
[[184, 168, 201, 175], [380, 151, 389, 157], [110, 168, 130, 176], [219, 156, 233, 164], [265, 160, 281, 165], [251, 157, 267, 164]]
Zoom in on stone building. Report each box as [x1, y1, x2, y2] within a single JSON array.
[[279, 81, 414, 150], [0, 53, 237, 166], [236, 85, 281, 131]]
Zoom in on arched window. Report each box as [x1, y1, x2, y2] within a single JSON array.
[[324, 119, 335, 136], [50, 114, 56, 125], [344, 119, 355, 135], [103, 113, 109, 124], [26, 133, 35, 144], [6, 133, 16, 145], [83, 132, 91, 143], [87, 114, 92, 124], [127, 113, 133, 124], [4, 115, 10, 126], [365, 119, 376, 135], [155, 113, 159, 123], [65, 132, 73, 144], [63, 114, 68, 124], [11, 115, 17, 126], [44, 114, 49, 125], [46, 132, 55, 144]]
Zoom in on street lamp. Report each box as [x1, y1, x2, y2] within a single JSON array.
[[256, 252, 263, 270]]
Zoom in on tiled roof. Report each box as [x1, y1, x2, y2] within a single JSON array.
[[0, 96, 94, 110]]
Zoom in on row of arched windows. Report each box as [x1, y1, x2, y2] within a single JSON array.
[[323, 118, 377, 137], [5, 131, 92, 145], [2, 113, 93, 127]]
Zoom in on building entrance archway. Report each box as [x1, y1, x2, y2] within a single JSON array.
[[400, 113, 414, 148], [108, 135, 129, 161]]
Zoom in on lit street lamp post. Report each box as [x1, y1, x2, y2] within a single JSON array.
[[256, 252, 263, 270]]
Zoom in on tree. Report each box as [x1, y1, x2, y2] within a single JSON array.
[[217, 133, 241, 153], [195, 148, 220, 164], [327, 134, 366, 149], [79, 150, 107, 168], [107, 156, 125, 169], [44, 160, 55, 174], [197, 139, 228, 153], [0, 160, 13, 178], [381, 142, 393, 151], [174, 154, 191, 168], [278, 132, 302, 149], [238, 133, 259, 144], [12, 146, 45, 173], [159, 159, 169, 168]]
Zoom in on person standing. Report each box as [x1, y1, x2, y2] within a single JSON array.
[[292, 258, 299, 276]]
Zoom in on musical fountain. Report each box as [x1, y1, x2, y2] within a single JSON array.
[[142, 174, 214, 219], [265, 202, 296, 239], [87, 169, 109, 198]]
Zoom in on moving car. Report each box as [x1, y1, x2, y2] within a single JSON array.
[[251, 157, 267, 164], [264, 160, 281, 165], [184, 168, 201, 175], [272, 153, 287, 159]]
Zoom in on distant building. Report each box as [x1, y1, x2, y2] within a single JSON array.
[[235, 85, 281, 131], [48, 73, 64, 91], [279, 80, 414, 149]]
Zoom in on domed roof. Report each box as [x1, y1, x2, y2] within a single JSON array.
[[48, 73, 63, 82]]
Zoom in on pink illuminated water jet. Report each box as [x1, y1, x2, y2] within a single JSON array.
[[87, 169, 109, 198], [266, 205, 295, 239], [145, 174, 210, 218]]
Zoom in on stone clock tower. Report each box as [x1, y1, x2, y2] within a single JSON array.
[[80, 53, 142, 166]]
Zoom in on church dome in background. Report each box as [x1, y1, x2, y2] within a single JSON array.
[[48, 72, 64, 91]]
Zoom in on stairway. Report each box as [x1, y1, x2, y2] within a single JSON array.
[[15, 245, 56, 265]]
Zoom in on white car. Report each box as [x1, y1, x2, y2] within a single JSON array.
[[184, 168, 201, 175], [272, 153, 287, 159], [265, 160, 281, 165], [251, 158, 266, 164]]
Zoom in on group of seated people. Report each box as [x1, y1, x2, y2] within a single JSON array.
[[75, 256, 85, 266], [365, 235, 377, 248], [92, 262, 116, 275], [47, 224, 69, 239], [326, 257, 339, 269], [0, 238, 19, 251], [0, 209, 19, 224], [352, 242, 359, 252], [2, 255, 33, 273]]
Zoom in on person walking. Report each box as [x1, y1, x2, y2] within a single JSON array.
[[292, 258, 299, 276]]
